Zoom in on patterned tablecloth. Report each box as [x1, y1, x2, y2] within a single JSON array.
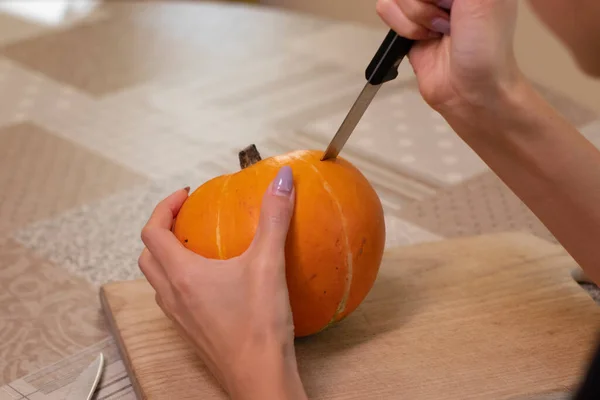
[[0, 1, 598, 398]]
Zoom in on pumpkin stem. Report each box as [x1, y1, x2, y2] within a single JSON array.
[[239, 144, 262, 169]]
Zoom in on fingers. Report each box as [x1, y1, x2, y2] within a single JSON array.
[[150, 187, 190, 228], [141, 188, 194, 268], [155, 292, 173, 320], [139, 248, 171, 297], [376, 0, 451, 39], [249, 166, 295, 256]]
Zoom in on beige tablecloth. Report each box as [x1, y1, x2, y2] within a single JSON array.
[[0, 1, 598, 398]]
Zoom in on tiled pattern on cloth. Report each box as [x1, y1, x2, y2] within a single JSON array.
[[0, 239, 107, 384], [300, 88, 489, 187], [287, 22, 416, 82], [0, 13, 48, 47], [0, 122, 146, 236], [135, 54, 423, 150], [395, 116, 600, 243], [384, 215, 442, 248], [142, 54, 366, 144], [0, 338, 130, 400], [32, 91, 218, 180], [29, 54, 335, 180], [139, 57, 427, 151], [0, 11, 188, 96], [398, 171, 557, 243], [0, 1, 329, 96], [12, 165, 223, 286], [0, 58, 94, 130], [0, 5, 107, 47], [20, 52, 345, 181]]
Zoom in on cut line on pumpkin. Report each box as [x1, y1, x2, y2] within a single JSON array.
[[304, 162, 354, 324], [216, 176, 232, 259]]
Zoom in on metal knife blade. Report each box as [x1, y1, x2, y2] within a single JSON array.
[[321, 30, 414, 161], [321, 82, 381, 161], [65, 353, 104, 400]]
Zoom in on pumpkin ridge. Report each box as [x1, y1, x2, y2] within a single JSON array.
[[216, 175, 232, 259], [304, 161, 353, 324], [274, 149, 312, 164]]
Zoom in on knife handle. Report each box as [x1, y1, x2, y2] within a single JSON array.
[[365, 29, 414, 85]]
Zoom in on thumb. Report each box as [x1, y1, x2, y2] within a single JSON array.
[[250, 166, 295, 253]]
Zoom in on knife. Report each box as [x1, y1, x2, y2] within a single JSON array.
[[65, 353, 104, 400], [321, 29, 414, 161]]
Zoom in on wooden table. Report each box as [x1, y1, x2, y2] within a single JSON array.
[[0, 0, 597, 398]]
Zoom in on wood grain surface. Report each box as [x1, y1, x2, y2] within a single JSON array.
[[100, 233, 600, 399]]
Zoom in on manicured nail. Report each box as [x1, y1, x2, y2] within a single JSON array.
[[183, 186, 190, 193], [431, 18, 450, 35], [437, 0, 453, 10], [272, 166, 293, 197]]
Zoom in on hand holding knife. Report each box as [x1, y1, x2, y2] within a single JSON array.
[[321, 30, 414, 161]]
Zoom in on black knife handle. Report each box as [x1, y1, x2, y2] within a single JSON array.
[[365, 29, 414, 85]]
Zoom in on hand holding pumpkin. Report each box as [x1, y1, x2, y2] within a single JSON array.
[[138, 166, 308, 400]]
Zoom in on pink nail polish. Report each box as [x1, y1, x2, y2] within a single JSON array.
[[438, 0, 453, 10], [272, 166, 293, 197], [432, 18, 450, 35]]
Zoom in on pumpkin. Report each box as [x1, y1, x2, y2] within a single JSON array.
[[172, 145, 386, 337]]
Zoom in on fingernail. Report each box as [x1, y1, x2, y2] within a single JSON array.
[[183, 186, 190, 193], [437, 0, 453, 9], [272, 166, 293, 197], [431, 18, 450, 35], [428, 31, 442, 39]]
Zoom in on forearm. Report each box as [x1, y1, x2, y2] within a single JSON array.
[[442, 78, 600, 284]]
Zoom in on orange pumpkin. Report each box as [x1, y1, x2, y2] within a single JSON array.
[[172, 145, 386, 337]]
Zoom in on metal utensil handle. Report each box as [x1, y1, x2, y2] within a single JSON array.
[[365, 29, 414, 85]]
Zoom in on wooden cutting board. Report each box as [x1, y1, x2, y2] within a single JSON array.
[[100, 233, 600, 399]]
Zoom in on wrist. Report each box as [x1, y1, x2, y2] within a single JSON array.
[[438, 72, 538, 142], [436, 69, 586, 188], [228, 344, 307, 400]]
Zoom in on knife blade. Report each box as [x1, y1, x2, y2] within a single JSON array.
[[65, 353, 104, 400], [321, 30, 414, 161]]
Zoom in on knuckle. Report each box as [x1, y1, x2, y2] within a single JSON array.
[[140, 226, 155, 245], [137, 250, 150, 273], [376, 0, 393, 18], [137, 255, 146, 273], [376, 0, 429, 39]]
